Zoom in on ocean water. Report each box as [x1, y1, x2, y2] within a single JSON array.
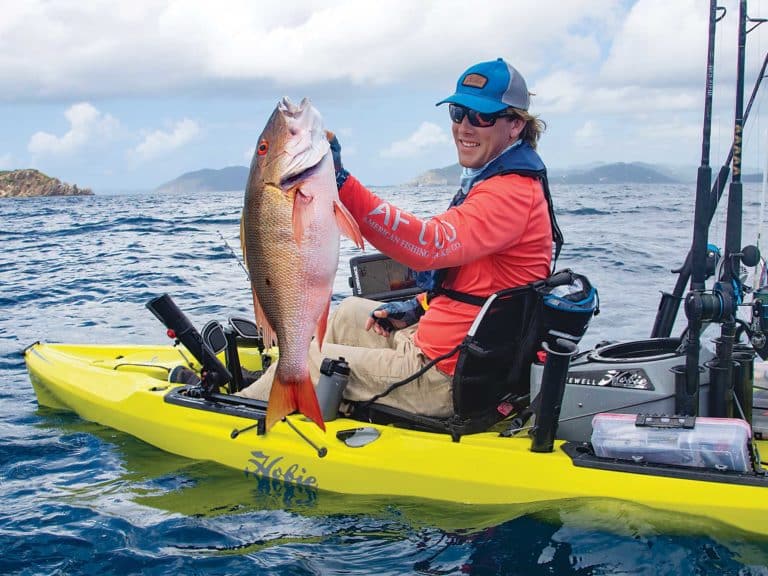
[[3, 183, 768, 575]]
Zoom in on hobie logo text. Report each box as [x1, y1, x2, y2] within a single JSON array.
[[245, 450, 318, 487]]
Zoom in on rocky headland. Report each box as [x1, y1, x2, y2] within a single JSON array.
[[0, 169, 93, 198]]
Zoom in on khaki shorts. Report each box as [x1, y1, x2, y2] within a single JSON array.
[[237, 296, 454, 417]]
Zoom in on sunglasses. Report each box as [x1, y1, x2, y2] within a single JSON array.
[[449, 104, 516, 127]]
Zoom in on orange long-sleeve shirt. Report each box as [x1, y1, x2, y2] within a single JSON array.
[[339, 173, 552, 374]]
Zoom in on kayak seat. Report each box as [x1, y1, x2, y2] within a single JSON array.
[[349, 284, 541, 439]]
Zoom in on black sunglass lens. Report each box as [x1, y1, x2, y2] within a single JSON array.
[[449, 104, 500, 127], [449, 104, 466, 123], [475, 111, 498, 126]]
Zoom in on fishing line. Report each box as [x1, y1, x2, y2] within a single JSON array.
[[217, 229, 251, 281]]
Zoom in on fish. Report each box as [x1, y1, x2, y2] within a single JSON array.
[[241, 97, 364, 432]]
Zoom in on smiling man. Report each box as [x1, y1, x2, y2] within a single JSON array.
[[239, 58, 562, 419]]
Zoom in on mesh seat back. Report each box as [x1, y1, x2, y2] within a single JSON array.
[[452, 286, 540, 419]]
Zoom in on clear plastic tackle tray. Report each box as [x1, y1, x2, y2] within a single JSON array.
[[591, 413, 752, 473]]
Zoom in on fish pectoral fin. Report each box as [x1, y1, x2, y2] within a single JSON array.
[[291, 187, 314, 246], [251, 291, 277, 349], [334, 200, 365, 250], [265, 372, 326, 432]]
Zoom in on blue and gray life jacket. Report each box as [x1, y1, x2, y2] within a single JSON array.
[[416, 141, 565, 306]]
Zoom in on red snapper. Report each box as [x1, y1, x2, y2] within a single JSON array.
[[241, 97, 363, 432]]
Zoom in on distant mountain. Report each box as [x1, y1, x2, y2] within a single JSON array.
[[410, 161, 680, 186], [408, 164, 462, 187], [155, 166, 249, 194], [157, 161, 762, 193], [553, 162, 678, 184]]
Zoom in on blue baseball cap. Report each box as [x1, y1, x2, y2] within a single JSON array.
[[436, 58, 530, 113]]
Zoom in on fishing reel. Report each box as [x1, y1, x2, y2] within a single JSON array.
[[693, 243, 768, 360], [685, 244, 761, 325]]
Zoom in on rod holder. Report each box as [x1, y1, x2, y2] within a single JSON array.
[[672, 364, 701, 416], [530, 338, 578, 453], [146, 294, 231, 393], [732, 344, 755, 424], [706, 358, 735, 418]]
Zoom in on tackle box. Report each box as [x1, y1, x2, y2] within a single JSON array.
[[590, 413, 752, 473]]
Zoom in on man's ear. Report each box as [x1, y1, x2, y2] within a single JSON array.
[[509, 117, 525, 140]]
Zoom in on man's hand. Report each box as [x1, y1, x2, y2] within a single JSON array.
[[326, 130, 349, 189], [365, 298, 425, 336], [365, 307, 408, 336]]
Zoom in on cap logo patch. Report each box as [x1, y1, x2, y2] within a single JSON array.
[[462, 73, 487, 89]]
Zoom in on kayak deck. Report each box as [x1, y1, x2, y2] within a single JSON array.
[[24, 341, 768, 537]]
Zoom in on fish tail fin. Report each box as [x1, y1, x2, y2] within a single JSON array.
[[265, 372, 326, 432], [296, 373, 326, 432]]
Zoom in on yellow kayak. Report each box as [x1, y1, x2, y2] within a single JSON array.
[[24, 341, 768, 538]]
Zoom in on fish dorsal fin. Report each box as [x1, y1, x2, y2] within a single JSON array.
[[291, 187, 314, 245], [333, 200, 364, 250]]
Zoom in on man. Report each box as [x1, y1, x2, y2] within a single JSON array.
[[239, 58, 557, 418]]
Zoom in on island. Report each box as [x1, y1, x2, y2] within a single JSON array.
[[409, 161, 686, 187], [154, 166, 249, 194], [0, 169, 93, 198]]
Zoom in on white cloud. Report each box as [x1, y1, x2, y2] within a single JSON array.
[[28, 102, 118, 156], [0, 0, 621, 100], [0, 153, 12, 169], [574, 121, 602, 147], [600, 0, 712, 87], [534, 67, 699, 116], [380, 122, 450, 158], [132, 118, 200, 161], [0, 1, 758, 125]]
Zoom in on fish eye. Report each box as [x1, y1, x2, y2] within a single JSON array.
[[257, 140, 269, 156]]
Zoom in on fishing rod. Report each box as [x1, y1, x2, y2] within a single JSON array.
[[674, 0, 721, 416], [709, 0, 755, 418], [674, 0, 765, 417], [651, 20, 768, 338]]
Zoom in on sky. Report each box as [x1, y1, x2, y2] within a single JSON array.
[[4, 0, 768, 192]]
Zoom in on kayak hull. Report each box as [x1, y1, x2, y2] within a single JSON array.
[[25, 342, 768, 537]]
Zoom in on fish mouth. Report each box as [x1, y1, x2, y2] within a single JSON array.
[[280, 154, 326, 190], [274, 97, 330, 187]]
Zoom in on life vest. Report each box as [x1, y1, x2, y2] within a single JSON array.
[[415, 141, 564, 305]]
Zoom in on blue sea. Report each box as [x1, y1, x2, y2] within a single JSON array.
[[3, 182, 768, 575]]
